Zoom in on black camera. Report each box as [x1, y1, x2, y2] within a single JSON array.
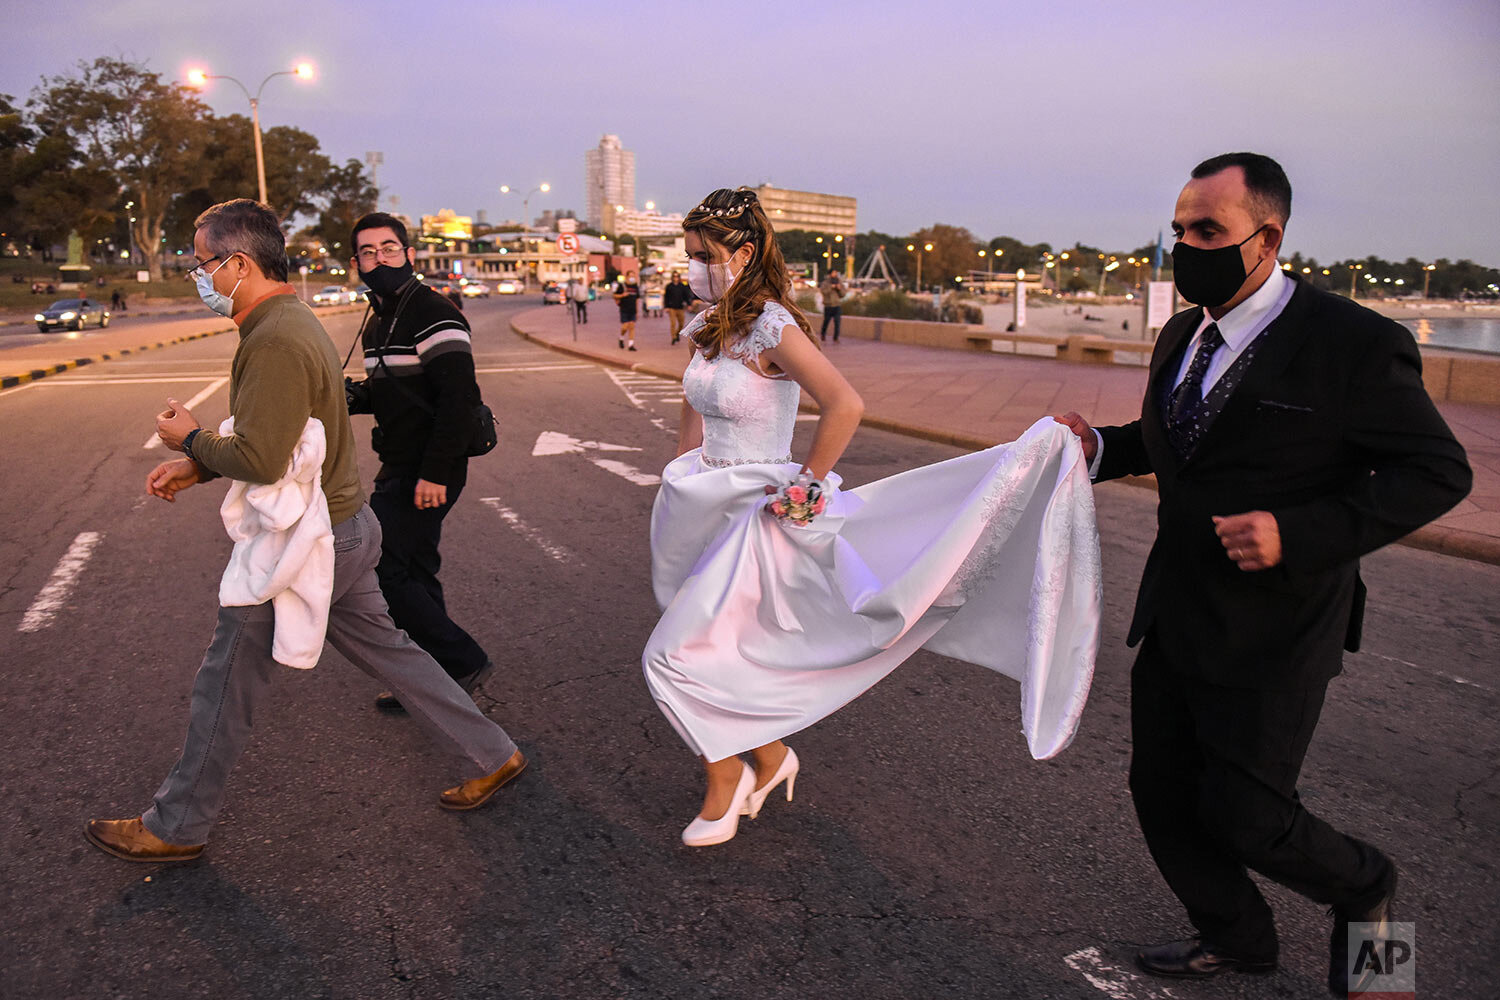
[[345, 376, 372, 414]]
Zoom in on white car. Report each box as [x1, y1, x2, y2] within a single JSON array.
[[495, 279, 522, 295], [460, 281, 490, 298], [312, 285, 355, 306]]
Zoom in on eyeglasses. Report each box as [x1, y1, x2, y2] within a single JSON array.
[[355, 242, 408, 266], [186, 251, 242, 281]]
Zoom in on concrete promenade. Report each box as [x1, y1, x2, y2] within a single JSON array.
[[513, 303, 1500, 565]]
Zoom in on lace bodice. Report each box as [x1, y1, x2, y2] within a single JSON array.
[[681, 301, 802, 466]]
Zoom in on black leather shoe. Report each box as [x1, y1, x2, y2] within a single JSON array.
[[1136, 938, 1276, 979], [375, 660, 496, 713], [1329, 869, 1398, 996]]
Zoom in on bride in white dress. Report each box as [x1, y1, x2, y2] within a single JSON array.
[[644, 188, 1102, 847]]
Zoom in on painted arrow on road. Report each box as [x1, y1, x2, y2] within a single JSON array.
[[532, 431, 661, 486]]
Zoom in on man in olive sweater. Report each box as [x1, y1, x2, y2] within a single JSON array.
[[85, 200, 526, 864]]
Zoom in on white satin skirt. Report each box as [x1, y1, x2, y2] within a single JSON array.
[[642, 418, 1101, 763]]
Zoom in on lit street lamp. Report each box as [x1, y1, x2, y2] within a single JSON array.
[[499, 182, 552, 232], [187, 63, 315, 205], [1423, 263, 1436, 298], [904, 242, 933, 291], [1348, 262, 1364, 298]]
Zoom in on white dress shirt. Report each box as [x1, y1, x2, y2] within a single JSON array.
[[1088, 263, 1296, 478]]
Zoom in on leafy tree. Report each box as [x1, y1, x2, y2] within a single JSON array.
[[908, 223, 980, 290], [12, 132, 116, 257], [311, 158, 377, 256], [166, 115, 334, 245], [0, 94, 34, 240], [30, 58, 212, 280], [985, 236, 1052, 273]]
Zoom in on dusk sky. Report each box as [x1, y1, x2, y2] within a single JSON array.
[[6, 0, 1497, 264]]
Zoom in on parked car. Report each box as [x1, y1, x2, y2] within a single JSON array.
[[496, 279, 522, 295], [541, 281, 564, 304], [353, 285, 370, 302], [35, 298, 110, 332], [460, 281, 490, 299], [312, 284, 356, 306]]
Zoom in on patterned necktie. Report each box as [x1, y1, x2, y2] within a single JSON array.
[[1168, 323, 1224, 426]]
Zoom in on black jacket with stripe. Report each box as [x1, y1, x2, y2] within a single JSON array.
[[358, 278, 480, 486]]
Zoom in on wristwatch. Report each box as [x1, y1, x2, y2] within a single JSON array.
[[182, 428, 219, 481]]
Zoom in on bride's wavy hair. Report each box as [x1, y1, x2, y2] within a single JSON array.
[[683, 187, 814, 361]]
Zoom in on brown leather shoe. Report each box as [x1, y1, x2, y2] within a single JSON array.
[[439, 749, 527, 811], [84, 817, 204, 863]]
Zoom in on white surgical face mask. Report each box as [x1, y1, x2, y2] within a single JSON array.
[[687, 257, 739, 303], [194, 255, 242, 317]]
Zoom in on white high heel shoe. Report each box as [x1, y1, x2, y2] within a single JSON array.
[[681, 762, 755, 847], [743, 746, 799, 819]]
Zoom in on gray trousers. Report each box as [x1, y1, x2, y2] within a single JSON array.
[[142, 504, 517, 845]]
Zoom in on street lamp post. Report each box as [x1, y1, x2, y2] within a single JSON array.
[[1348, 263, 1363, 298], [187, 63, 315, 205], [903, 242, 932, 291], [1423, 263, 1436, 298], [499, 182, 552, 233]]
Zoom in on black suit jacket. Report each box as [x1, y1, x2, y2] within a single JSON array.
[[1096, 274, 1471, 688]]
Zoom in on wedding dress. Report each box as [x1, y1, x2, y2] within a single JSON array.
[[643, 301, 1101, 764]]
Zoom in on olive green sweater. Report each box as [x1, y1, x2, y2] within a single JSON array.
[[193, 291, 365, 525]]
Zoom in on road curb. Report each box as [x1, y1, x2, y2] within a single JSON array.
[[510, 316, 1500, 568], [0, 327, 235, 389], [0, 304, 365, 390]]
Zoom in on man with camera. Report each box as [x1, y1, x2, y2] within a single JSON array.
[[346, 212, 496, 712]]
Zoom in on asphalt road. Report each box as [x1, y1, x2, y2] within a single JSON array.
[[0, 295, 1495, 999]]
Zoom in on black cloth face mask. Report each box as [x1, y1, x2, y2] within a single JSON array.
[[360, 261, 416, 299], [1170, 225, 1269, 308]]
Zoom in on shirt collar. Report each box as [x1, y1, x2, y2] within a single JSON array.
[[232, 284, 296, 327], [1195, 263, 1290, 351]]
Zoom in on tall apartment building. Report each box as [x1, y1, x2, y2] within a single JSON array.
[[754, 185, 857, 236], [585, 134, 636, 231]]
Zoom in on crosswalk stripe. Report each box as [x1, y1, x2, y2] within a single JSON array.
[[19, 532, 104, 633]]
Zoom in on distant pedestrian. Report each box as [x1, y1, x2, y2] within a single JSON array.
[[84, 199, 525, 865], [571, 277, 590, 323], [614, 277, 640, 351], [110, 289, 122, 310], [663, 273, 692, 344], [818, 272, 845, 342]]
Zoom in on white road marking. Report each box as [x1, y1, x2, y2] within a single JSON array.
[[479, 498, 576, 564], [0, 382, 40, 399], [474, 363, 593, 374], [19, 532, 104, 633], [532, 431, 642, 456], [603, 368, 683, 434], [143, 376, 229, 449], [1063, 948, 1177, 999], [587, 458, 662, 486], [531, 431, 661, 486]]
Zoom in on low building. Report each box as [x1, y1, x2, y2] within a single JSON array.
[[613, 207, 686, 238], [415, 231, 617, 288], [754, 185, 857, 237]]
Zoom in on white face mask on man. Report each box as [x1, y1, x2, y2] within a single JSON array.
[[687, 257, 739, 303], [193, 255, 242, 317]]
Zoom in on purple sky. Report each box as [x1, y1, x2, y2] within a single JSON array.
[[6, 0, 1498, 264]]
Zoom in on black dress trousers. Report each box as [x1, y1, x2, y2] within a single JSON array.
[[1128, 634, 1393, 959], [369, 475, 489, 681]]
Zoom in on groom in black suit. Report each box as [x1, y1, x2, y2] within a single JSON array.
[[1058, 152, 1470, 995]]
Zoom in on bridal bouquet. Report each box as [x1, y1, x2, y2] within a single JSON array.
[[766, 475, 826, 526]]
